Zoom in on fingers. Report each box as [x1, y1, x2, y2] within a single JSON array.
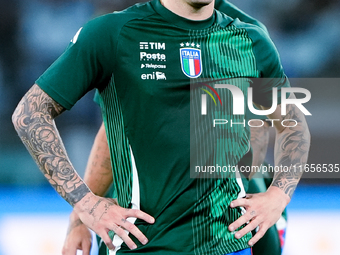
[[119, 219, 149, 245], [234, 217, 259, 239], [127, 208, 155, 224], [230, 214, 267, 246], [112, 224, 139, 250], [104, 207, 154, 249], [103, 223, 142, 250], [230, 198, 250, 209], [81, 240, 91, 255], [62, 245, 77, 255], [108, 215, 149, 249], [229, 195, 259, 242], [229, 193, 277, 246], [228, 200, 255, 232], [248, 224, 267, 246], [78, 196, 155, 251], [100, 231, 115, 251], [228, 213, 249, 233], [61, 227, 91, 255]]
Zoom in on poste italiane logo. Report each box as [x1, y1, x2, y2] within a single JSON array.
[[180, 42, 202, 78]]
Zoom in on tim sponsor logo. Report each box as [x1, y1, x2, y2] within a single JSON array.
[[140, 42, 166, 50]]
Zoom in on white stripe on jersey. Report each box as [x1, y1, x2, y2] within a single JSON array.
[[110, 146, 140, 255]]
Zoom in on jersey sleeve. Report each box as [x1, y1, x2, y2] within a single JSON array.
[[247, 27, 290, 107], [35, 15, 115, 110]]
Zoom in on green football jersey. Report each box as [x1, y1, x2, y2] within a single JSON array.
[[36, 1, 289, 254]]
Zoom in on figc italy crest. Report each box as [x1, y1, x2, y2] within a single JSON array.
[[180, 43, 202, 78]]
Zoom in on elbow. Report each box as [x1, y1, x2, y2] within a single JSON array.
[[12, 102, 22, 132], [12, 98, 29, 134]]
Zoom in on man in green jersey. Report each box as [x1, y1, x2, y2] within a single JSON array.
[[62, 1, 286, 254], [13, 0, 310, 254]]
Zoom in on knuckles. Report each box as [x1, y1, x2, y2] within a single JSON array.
[[126, 223, 135, 231]]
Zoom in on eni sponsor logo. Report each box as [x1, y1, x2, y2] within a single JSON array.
[[141, 72, 167, 80]]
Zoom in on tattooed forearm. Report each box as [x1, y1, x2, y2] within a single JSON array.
[[250, 121, 270, 167], [66, 184, 91, 206], [271, 94, 311, 198], [12, 84, 90, 206], [271, 171, 301, 198]]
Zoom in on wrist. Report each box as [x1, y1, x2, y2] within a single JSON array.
[[267, 185, 291, 208], [65, 182, 92, 207], [73, 191, 96, 215]]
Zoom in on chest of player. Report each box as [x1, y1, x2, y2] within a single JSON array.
[[112, 24, 258, 104]]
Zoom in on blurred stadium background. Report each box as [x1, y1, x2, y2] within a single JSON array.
[[0, 0, 339, 254]]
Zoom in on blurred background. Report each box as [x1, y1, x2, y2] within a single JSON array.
[[0, 0, 339, 254]]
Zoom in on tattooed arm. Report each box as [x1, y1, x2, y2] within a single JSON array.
[[229, 93, 310, 246], [249, 121, 270, 179], [270, 94, 310, 198], [12, 84, 90, 205], [62, 123, 113, 255], [12, 85, 154, 251]]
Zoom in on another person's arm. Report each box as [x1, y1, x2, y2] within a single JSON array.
[[82, 123, 113, 197], [229, 94, 310, 246], [12, 85, 154, 251], [62, 123, 113, 255]]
